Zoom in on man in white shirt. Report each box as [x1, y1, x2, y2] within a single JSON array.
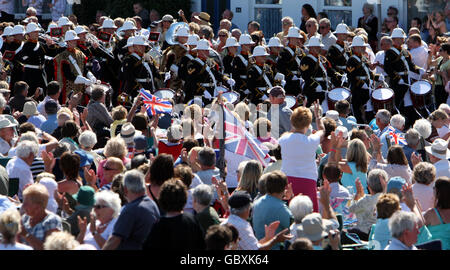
[[220, 191, 292, 250], [319, 18, 336, 52], [5, 140, 39, 200], [374, 36, 392, 76], [385, 211, 419, 250], [424, 139, 450, 178], [407, 34, 428, 70]]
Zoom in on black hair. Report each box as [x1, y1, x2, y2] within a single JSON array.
[[47, 81, 60, 96], [302, 4, 317, 19]]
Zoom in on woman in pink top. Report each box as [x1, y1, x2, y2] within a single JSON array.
[[279, 102, 324, 212], [254, 118, 278, 145], [97, 137, 130, 188], [412, 162, 436, 212]]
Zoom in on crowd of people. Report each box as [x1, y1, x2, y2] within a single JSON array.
[[0, 2, 449, 251]]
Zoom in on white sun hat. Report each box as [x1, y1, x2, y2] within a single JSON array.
[[267, 36, 283, 47], [350, 36, 369, 47], [64, 30, 80, 42], [286, 26, 301, 38], [239, 33, 255, 45], [223, 37, 240, 48], [391, 28, 407, 39], [99, 18, 117, 29], [187, 34, 200, 46], [305, 36, 324, 47], [334, 23, 349, 35], [252, 45, 269, 57]]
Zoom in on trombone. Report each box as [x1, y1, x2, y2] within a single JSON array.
[[86, 32, 115, 59]]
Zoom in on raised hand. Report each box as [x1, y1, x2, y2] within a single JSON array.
[[318, 179, 331, 206], [264, 220, 280, 240], [354, 177, 365, 201], [282, 182, 294, 201], [84, 167, 97, 188], [370, 134, 382, 152], [401, 183, 416, 210], [42, 150, 56, 172], [411, 152, 422, 168], [77, 216, 88, 234]]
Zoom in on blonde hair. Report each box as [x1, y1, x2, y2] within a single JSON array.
[[35, 172, 56, 183], [189, 22, 200, 34], [429, 109, 449, 122], [234, 102, 250, 122], [237, 160, 263, 196], [346, 139, 368, 172], [0, 209, 22, 244], [184, 104, 202, 124], [106, 157, 126, 172], [291, 107, 312, 130], [104, 137, 128, 159], [112, 105, 127, 121], [23, 183, 50, 209], [44, 231, 79, 250]]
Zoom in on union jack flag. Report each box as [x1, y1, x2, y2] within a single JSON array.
[[139, 89, 172, 117], [387, 126, 407, 146], [222, 106, 270, 166]]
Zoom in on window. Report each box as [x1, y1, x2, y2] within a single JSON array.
[[254, 0, 282, 40], [322, 0, 352, 29], [406, 0, 446, 31]]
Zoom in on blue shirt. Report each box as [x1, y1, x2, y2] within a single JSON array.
[[402, 145, 418, 169], [339, 116, 357, 132], [28, 115, 46, 129], [40, 114, 58, 134], [252, 194, 293, 250], [341, 162, 368, 194], [112, 195, 160, 250]]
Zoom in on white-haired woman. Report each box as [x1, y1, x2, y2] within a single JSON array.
[[78, 130, 102, 168], [77, 190, 121, 250], [0, 209, 33, 250], [43, 231, 80, 250]]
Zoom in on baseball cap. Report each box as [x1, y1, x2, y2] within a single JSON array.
[[228, 191, 252, 209], [387, 176, 406, 193], [134, 135, 148, 151]]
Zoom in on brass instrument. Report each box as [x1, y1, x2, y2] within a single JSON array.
[[86, 32, 115, 59]]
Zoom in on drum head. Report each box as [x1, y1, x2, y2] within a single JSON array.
[[328, 88, 351, 101], [285, 96, 296, 109], [372, 88, 394, 100], [222, 91, 240, 104], [154, 88, 175, 99], [411, 80, 431, 95], [214, 86, 229, 97]]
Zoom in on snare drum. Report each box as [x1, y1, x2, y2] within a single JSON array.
[[154, 88, 175, 99], [327, 88, 351, 110], [410, 80, 432, 109], [285, 95, 297, 109], [371, 88, 395, 113], [222, 91, 240, 104]]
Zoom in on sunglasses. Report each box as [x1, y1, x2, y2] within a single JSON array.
[[320, 26, 327, 29], [94, 204, 108, 209], [103, 165, 117, 171], [306, 24, 313, 27], [219, 34, 227, 37]]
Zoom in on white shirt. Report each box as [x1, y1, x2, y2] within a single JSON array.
[[221, 214, 260, 250], [225, 150, 250, 189], [410, 46, 428, 70], [279, 132, 321, 180], [434, 159, 450, 178], [6, 157, 33, 200], [412, 183, 435, 212], [437, 125, 450, 139], [375, 51, 387, 76], [321, 31, 337, 51], [82, 218, 117, 250], [0, 137, 13, 156], [0, 243, 33, 250], [37, 96, 61, 119]]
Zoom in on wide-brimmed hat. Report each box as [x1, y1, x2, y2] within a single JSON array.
[[187, 34, 200, 46], [133, 35, 149, 47], [267, 37, 283, 48], [99, 18, 117, 29], [193, 39, 210, 50], [162, 14, 175, 22], [425, 138, 450, 160], [64, 30, 80, 42], [57, 16, 73, 27], [334, 23, 349, 35], [223, 37, 240, 48], [239, 33, 255, 45], [25, 22, 41, 34], [121, 20, 137, 32], [72, 186, 95, 207], [175, 26, 190, 37], [11, 25, 25, 36], [391, 28, 407, 39], [286, 26, 301, 38], [1, 26, 13, 37], [296, 213, 335, 241], [123, 36, 135, 48], [252, 45, 269, 57], [194, 12, 211, 25], [350, 36, 369, 47], [74, 25, 88, 35], [119, 123, 142, 144], [22, 101, 39, 116], [305, 36, 324, 48], [0, 115, 18, 129]]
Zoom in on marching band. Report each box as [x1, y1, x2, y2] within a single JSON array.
[[0, 15, 440, 128]]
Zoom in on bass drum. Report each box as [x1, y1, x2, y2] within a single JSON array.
[[154, 88, 175, 100], [371, 88, 395, 114], [410, 80, 432, 109], [327, 88, 351, 111], [222, 91, 241, 104]]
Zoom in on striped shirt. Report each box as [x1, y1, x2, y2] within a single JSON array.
[[31, 158, 45, 181]]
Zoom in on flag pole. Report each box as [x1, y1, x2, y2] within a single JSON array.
[[217, 93, 226, 180]]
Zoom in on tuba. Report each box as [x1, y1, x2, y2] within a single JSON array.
[[165, 22, 189, 46]]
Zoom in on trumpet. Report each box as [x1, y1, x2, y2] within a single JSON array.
[[39, 33, 66, 47], [86, 33, 115, 59]]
